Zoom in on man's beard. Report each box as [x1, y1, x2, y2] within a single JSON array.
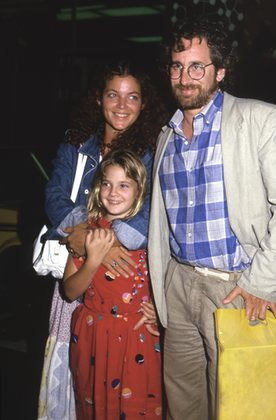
[[172, 79, 218, 110]]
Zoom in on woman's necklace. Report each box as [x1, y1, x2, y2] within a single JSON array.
[[100, 141, 113, 155]]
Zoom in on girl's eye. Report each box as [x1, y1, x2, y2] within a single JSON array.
[[120, 183, 129, 189], [101, 181, 110, 187]]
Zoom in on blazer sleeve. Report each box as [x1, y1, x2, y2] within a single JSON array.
[[237, 107, 276, 302]]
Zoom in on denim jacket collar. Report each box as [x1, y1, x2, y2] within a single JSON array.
[[78, 132, 101, 158]]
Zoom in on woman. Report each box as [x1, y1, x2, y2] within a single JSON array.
[[37, 60, 168, 420]]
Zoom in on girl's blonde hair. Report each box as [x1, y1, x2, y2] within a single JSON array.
[[87, 149, 147, 221]]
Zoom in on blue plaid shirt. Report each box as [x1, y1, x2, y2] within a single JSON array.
[[159, 91, 251, 271]]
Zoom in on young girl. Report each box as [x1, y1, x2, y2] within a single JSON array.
[[63, 149, 162, 420]]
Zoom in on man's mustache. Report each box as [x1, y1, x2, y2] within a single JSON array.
[[174, 83, 198, 91]]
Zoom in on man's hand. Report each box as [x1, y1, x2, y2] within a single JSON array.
[[103, 246, 138, 278], [223, 285, 276, 320], [60, 222, 89, 257]]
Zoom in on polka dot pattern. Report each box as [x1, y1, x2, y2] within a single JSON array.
[[105, 272, 115, 281], [121, 387, 132, 398], [111, 378, 120, 389], [135, 354, 145, 364], [122, 292, 133, 303], [70, 218, 162, 419], [86, 315, 93, 326]]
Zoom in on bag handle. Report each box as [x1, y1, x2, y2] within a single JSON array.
[[70, 153, 88, 203]]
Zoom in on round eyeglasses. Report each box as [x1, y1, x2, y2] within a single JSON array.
[[168, 62, 214, 80]]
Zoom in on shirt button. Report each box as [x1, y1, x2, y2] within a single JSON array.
[[187, 233, 192, 238], [189, 200, 194, 206], [184, 141, 189, 145], [84, 189, 89, 195]]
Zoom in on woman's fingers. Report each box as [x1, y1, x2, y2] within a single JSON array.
[[65, 222, 89, 256], [103, 246, 137, 278]]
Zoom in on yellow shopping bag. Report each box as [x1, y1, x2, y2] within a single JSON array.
[[215, 308, 276, 420]]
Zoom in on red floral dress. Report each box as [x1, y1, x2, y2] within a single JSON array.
[[70, 219, 162, 420]]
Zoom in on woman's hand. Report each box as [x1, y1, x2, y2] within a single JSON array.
[[133, 301, 160, 337], [103, 246, 138, 278], [62, 224, 138, 277], [61, 222, 89, 257]]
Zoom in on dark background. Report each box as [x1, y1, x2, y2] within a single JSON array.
[[2, 0, 276, 152], [0, 1, 275, 419]]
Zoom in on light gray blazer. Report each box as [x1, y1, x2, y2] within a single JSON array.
[[148, 92, 276, 327]]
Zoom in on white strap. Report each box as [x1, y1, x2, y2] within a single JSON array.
[[70, 153, 88, 203]]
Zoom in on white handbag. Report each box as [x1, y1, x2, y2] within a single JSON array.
[[32, 153, 88, 279]]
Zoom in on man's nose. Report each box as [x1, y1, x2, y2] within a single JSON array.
[[179, 67, 192, 84]]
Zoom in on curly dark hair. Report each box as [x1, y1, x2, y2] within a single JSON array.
[[161, 15, 238, 91], [65, 60, 169, 156]]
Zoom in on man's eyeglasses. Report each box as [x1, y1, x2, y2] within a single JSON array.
[[167, 62, 214, 81]]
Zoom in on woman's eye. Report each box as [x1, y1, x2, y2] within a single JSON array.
[[101, 181, 109, 187], [129, 95, 139, 101], [107, 92, 116, 99]]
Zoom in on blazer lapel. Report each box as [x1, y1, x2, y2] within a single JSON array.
[[153, 126, 173, 178], [221, 92, 248, 235]]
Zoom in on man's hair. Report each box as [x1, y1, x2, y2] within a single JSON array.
[[162, 15, 238, 91], [87, 149, 147, 221]]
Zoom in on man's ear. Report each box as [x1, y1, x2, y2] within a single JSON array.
[[216, 67, 226, 82]]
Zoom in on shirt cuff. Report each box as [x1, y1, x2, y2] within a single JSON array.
[[112, 220, 147, 250], [56, 205, 88, 237]]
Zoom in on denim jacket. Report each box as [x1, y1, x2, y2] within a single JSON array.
[[45, 133, 153, 249]]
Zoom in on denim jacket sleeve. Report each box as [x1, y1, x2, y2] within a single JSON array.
[[112, 151, 153, 250], [45, 142, 98, 239], [45, 142, 153, 248]]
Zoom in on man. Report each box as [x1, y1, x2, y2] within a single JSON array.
[[148, 16, 276, 420]]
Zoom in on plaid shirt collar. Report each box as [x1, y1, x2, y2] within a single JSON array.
[[169, 90, 223, 137]]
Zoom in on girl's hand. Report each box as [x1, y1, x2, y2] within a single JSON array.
[[133, 301, 160, 337], [139, 301, 157, 323], [85, 229, 114, 266]]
